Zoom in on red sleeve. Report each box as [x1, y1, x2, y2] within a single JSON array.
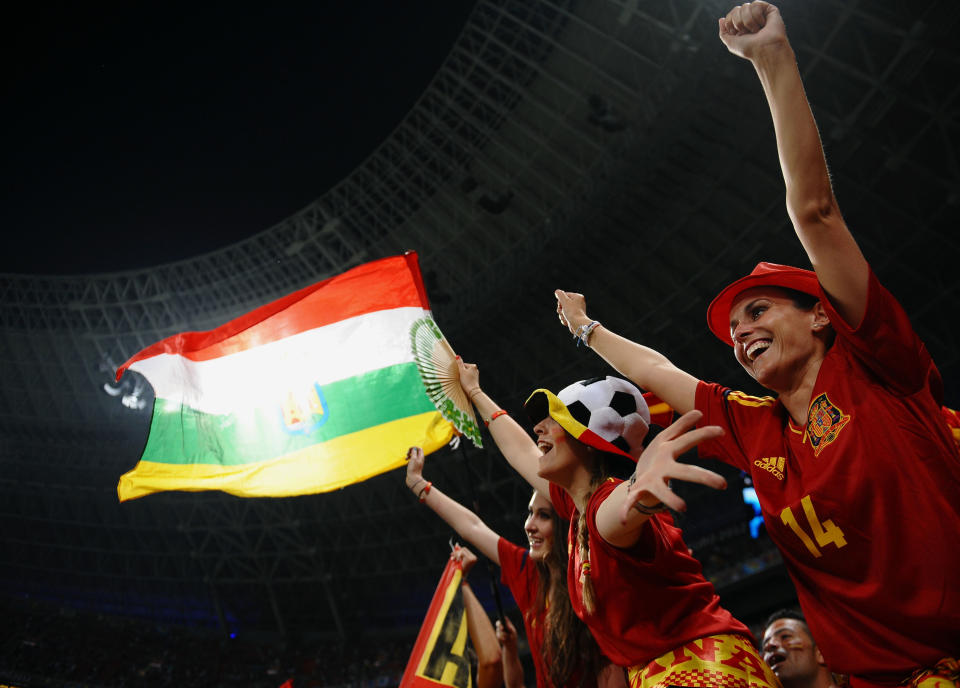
[[695, 380, 778, 472], [819, 268, 937, 397], [549, 481, 574, 521], [497, 537, 535, 612], [585, 479, 660, 560]]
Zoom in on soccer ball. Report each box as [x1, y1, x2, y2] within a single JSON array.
[[557, 377, 650, 457]]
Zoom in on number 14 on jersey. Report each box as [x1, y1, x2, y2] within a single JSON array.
[[780, 495, 847, 558]]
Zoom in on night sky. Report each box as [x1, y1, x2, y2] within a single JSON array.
[[2, 2, 474, 275]]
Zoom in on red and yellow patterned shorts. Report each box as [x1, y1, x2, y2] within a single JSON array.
[[627, 634, 782, 688]]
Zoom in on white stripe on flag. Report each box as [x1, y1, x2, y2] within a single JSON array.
[[130, 306, 429, 415]]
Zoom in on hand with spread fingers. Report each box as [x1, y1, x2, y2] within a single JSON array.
[[718, 1, 787, 59], [619, 410, 728, 523]]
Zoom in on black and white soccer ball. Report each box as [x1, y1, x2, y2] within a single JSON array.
[[557, 376, 650, 457]]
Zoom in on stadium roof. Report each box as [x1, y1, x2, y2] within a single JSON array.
[[2, 0, 957, 637]]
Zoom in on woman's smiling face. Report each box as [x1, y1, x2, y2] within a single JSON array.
[[532, 416, 592, 487], [524, 490, 555, 561], [728, 286, 827, 391]]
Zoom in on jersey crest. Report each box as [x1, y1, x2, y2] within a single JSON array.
[[753, 456, 785, 480], [806, 393, 850, 456]]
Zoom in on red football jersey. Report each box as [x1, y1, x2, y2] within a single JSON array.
[[549, 480, 751, 667], [498, 538, 595, 688], [696, 269, 960, 682]]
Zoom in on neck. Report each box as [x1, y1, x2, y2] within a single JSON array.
[[781, 668, 838, 688], [567, 469, 597, 514], [772, 353, 825, 426]]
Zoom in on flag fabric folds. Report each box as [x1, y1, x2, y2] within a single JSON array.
[[400, 558, 472, 688], [115, 252, 454, 502]]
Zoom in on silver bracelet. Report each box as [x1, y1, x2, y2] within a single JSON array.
[[575, 320, 600, 347]]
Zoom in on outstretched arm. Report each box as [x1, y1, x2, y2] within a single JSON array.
[[454, 547, 503, 688], [406, 447, 501, 564], [720, 1, 868, 326], [555, 291, 700, 414], [458, 359, 551, 497], [594, 410, 727, 548]]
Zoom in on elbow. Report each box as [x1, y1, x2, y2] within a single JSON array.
[[478, 650, 502, 669], [787, 192, 840, 231]]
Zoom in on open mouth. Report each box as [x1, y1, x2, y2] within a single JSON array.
[[746, 339, 771, 361], [537, 440, 553, 453], [764, 651, 786, 671], [528, 536, 543, 549]]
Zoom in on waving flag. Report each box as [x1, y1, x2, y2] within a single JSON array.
[[400, 558, 472, 688], [115, 252, 454, 502]]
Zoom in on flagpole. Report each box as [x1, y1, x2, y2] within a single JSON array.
[[456, 439, 506, 624]]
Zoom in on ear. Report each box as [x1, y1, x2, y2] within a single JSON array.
[[810, 301, 831, 333], [814, 644, 827, 667]]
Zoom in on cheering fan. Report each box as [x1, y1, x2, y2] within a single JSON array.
[[410, 317, 483, 448]]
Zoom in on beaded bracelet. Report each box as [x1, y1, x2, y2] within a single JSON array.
[[417, 481, 433, 503]]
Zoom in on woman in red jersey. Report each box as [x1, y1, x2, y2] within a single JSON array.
[[458, 360, 780, 688], [405, 445, 619, 688], [552, 3, 960, 685]]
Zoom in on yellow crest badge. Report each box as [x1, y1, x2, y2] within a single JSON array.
[[806, 393, 850, 456]]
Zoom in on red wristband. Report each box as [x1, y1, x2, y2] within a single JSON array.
[[485, 409, 508, 426]]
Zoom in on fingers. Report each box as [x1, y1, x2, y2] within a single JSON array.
[[669, 463, 728, 491], [656, 409, 704, 440], [722, 1, 770, 35], [662, 424, 725, 457]]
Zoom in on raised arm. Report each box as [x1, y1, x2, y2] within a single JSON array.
[[594, 410, 727, 548], [720, 1, 868, 326], [495, 617, 525, 688], [555, 290, 700, 414], [406, 447, 501, 564], [457, 358, 551, 497], [454, 547, 503, 688]]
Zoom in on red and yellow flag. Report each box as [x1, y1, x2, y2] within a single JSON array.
[[400, 559, 472, 688]]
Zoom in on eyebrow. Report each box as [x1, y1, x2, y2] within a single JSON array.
[[729, 298, 766, 330]]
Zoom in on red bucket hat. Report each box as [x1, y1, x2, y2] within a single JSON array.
[[706, 262, 821, 345]]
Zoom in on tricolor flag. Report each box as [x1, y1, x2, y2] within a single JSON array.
[[400, 558, 472, 688], [115, 252, 454, 502]]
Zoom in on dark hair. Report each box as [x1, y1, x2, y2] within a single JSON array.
[[781, 287, 819, 311], [779, 287, 835, 345], [763, 608, 816, 645], [764, 607, 807, 628], [532, 493, 602, 687]]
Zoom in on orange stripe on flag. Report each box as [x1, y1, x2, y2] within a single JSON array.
[[117, 252, 429, 374]]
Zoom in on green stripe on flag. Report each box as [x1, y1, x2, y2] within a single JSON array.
[[141, 362, 435, 465]]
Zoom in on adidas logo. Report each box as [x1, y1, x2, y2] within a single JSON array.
[[754, 456, 785, 480]]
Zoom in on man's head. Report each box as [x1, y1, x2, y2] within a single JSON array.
[[761, 610, 831, 688]]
